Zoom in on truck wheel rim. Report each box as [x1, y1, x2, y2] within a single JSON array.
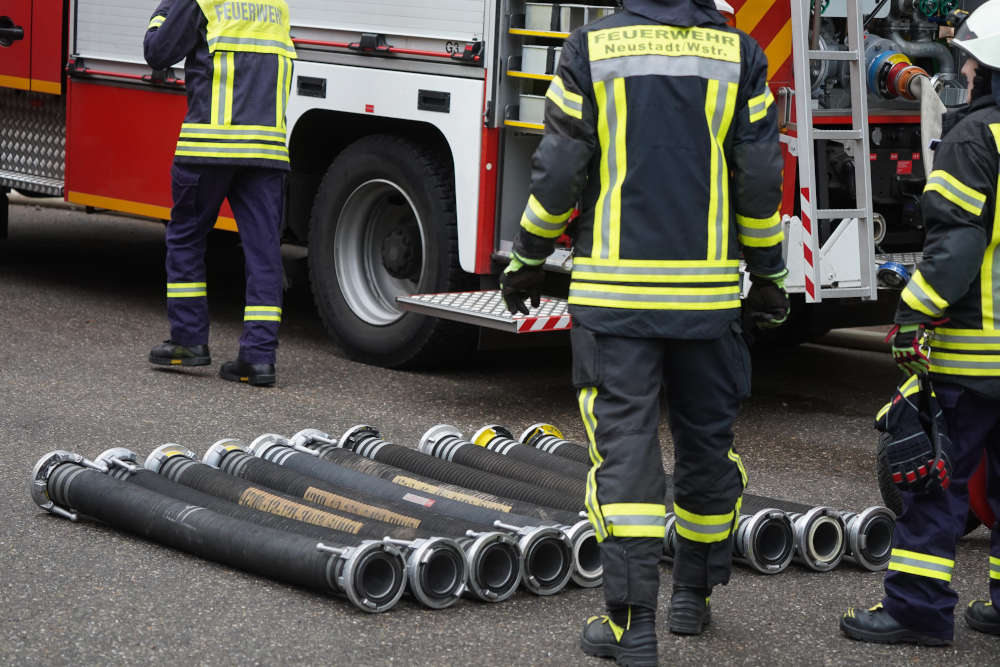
[[334, 179, 426, 326]]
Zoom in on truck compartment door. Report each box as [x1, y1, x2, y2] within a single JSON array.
[[0, 0, 31, 90]]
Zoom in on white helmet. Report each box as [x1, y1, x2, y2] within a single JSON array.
[[952, 0, 1000, 71]]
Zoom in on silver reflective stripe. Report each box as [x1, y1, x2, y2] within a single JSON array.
[[181, 126, 287, 140], [177, 145, 289, 157], [548, 82, 583, 115], [524, 206, 568, 235], [933, 332, 1000, 345], [931, 356, 1000, 371], [926, 174, 986, 213], [167, 287, 206, 297], [708, 82, 730, 260], [890, 554, 953, 576], [737, 224, 782, 240], [905, 278, 946, 317], [209, 36, 296, 54], [217, 53, 230, 126], [572, 262, 739, 278], [590, 55, 740, 83], [598, 81, 621, 260], [674, 515, 730, 535], [569, 286, 739, 304], [604, 514, 667, 527]]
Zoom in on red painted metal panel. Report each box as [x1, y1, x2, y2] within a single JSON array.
[[0, 0, 32, 89], [30, 0, 64, 95]]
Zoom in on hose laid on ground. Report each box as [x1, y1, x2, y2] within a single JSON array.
[[338, 425, 582, 513], [520, 423, 593, 466], [30, 451, 405, 613], [419, 425, 588, 499], [146, 444, 467, 610], [202, 439, 521, 603], [474, 425, 592, 479], [662, 507, 796, 575], [252, 434, 591, 594], [91, 448, 405, 612]]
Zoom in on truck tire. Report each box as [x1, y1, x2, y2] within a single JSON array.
[[308, 134, 474, 368]]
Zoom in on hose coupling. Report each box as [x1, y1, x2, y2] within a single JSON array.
[[289, 428, 336, 455], [418, 424, 467, 460], [144, 443, 198, 475], [246, 433, 291, 459], [790, 507, 846, 572], [840, 506, 896, 571], [384, 536, 468, 610], [320, 539, 407, 613], [201, 439, 246, 469], [339, 425, 387, 458], [560, 519, 603, 588], [94, 447, 142, 475], [30, 450, 84, 521], [455, 531, 522, 603], [493, 520, 573, 596], [733, 509, 795, 575]]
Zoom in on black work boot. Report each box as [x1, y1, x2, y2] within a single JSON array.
[[965, 600, 1000, 636], [668, 586, 711, 635], [220, 359, 276, 387], [580, 605, 658, 666], [840, 603, 950, 646], [149, 340, 211, 366]]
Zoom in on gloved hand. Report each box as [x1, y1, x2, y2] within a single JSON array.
[[886, 322, 944, 376], [744, 270, 790, 329], [500, 253, 545, 315]]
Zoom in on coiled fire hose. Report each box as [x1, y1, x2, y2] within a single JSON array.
[[337, 425, 582, 513], [471, 424, 592, 479], [419, 425, 587, 499], [146, 444, 468, 610], [202, 438, 521, 603], [252, 433, 592, 594], [518, 424, 892, 571], [30, 451, 405, 613]]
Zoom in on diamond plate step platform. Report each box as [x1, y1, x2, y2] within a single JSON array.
[[397, 290, 572, 333]]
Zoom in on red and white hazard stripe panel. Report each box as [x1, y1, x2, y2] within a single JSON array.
[[397, 290, 572, 334]]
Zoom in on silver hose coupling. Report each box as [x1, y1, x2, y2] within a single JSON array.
[[339, 425, 387, 458], [144, 443, 198, 475], [418, 424, 469, 460], [31, 450, 87, 521], [95, 447, 142, 475], [458, 530, 523, 603], [201, 439, 247, 469], [840, 506, 896, 571], [790, 507, 846, 572], [289, 428, 336, 455], [246, 433, 292, 459], [383, 536, 468, 610], [317, 539, 407, 613], [560, 519, 603, 588], [733, 509, 795, 575], [493, 520, 573, 596]]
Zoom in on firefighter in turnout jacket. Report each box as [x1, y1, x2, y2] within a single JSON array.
[[841, 0, 1000, 645], [144, 0, 296, 387], [500, 0, 788, 662]]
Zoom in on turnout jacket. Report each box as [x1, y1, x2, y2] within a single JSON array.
[[896, 80, 1000, 397], [512, 0, 785, 339], [144, 0, 296, 170]]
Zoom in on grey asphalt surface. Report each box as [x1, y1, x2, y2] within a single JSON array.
[[1, 201, 995, 666]]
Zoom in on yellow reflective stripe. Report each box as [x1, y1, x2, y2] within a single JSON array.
[[728, 448, 748, 488], [737, 211, 783, 248], [901, 270, 948, 318], [928, 350, 1000, 376], [593, 80, 610, 260], [245, 306, 282, 322], [705, 80, 737, 260], [888, 548, 954, 582], [931, 329, 1000, 351], [603, 503, 667, 538], [876, 401, 891, 421], [195, 0, 297, 58], [167, 282, 208, 298], [602, 503, 667, 516], [983, 128, 1000, 326], [148, 15, 166, 30], [175, 142, 290, 160], [748, 88, 774, 123], [223, 52, 235, 125], [592, 78, 627, 260], [569, 282, 741, 310], [182, 123, 287, 133], [520, 195, 573, 238], [673, 503, 734, 543], [924, 170, 987, 216], [608, 78, 627, 260], [572, 257, 740, 284], [990, 555, 1000, 580], [180, 131, 287, 142], [673, 504, 735, 526], [545, 76, 584, 120], [578, 387, 601, 466]]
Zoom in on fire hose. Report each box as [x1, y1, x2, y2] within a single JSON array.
[[516, 424, 893, 572], [202, 438, 522, 603], [471, 424, 592, 479], [419, 425, 587, 499], [145, 444, 468, 610], [520, 423, 592, 466], [254, 432, 596, 593], [30, 451, 406, 613]]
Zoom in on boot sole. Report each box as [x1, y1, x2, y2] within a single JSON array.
[[149, 356, 211, 367], [668, 610, 711, 636], [580, 637, 657, 667], [219, 368, 276, 387], [965, 612, 1000, 636], [839, 617, 950, 646]]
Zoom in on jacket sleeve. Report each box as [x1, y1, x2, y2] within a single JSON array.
[[144, 0, 203, 71], [894, 132, 995, 324], [728, 34, 785, 278], [511, 33, 598, 262]]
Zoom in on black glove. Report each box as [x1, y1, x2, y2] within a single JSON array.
[[500, 253, 545, 315], [744, 270, 790, 329]]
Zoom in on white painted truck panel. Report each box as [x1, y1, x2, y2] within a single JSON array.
[[286, 62, 485, 273]]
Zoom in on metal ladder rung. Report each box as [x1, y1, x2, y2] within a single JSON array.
[[807, 50, 860, 61], [812, 129, 863, 141], [815, 208, 866, 219]]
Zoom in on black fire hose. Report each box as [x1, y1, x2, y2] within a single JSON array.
[[517, 427, 888, 572], [145, 444, 468, 610], [252, 434, 590, 594], [202, 439, 522, 603], [30, 451, 405, 613], [338, 425, 583, 514], [419, 425, 588, 499], [472, 425, 592, 479], [520, 423, 592, 466]]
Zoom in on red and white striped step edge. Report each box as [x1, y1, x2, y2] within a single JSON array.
[[397, 290, 572, 334]]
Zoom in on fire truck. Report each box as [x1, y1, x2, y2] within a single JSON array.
[[0, 0, 980, 368]]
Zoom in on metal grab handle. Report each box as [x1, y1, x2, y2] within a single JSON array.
[[0, 17, 25, 47]]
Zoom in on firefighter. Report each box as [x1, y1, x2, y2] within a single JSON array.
[[840, 0, 1000, 645], [500, 0, 787, 662], [144, 0, 296, 387]]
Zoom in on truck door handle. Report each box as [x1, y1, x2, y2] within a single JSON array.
[[0, 17, 25, 47]]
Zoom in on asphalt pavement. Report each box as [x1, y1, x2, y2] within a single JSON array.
[[0, 201, 995, 666]]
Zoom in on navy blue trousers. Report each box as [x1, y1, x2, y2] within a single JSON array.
[[166, 162, 284, 365], [882, 382, 1000, 640]]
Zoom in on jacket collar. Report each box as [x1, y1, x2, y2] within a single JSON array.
[[622, 0, 727, 27]]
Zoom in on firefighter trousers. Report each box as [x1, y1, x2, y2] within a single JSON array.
[[572, 321, 750, 610], [883, 382, 1000, 640], [166, 163, 284, 365]]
